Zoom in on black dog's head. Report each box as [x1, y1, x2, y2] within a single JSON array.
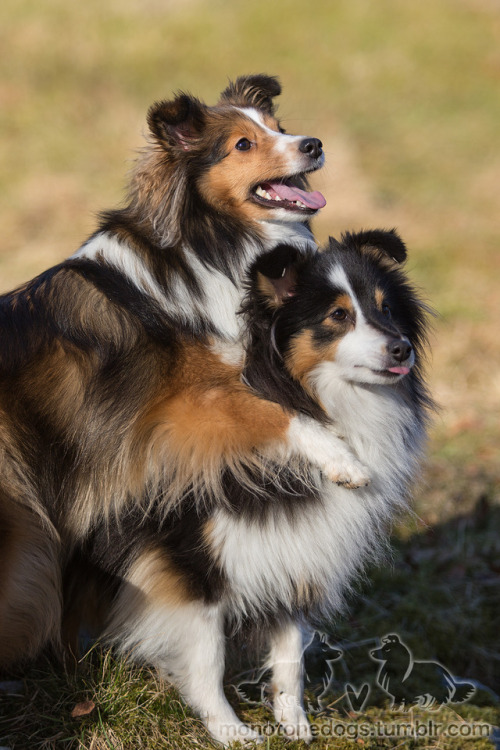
[[243, 229, 431, 419]]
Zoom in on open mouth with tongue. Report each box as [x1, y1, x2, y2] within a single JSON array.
[[251, 179, 326, 214], [374, 365, 412, 378]]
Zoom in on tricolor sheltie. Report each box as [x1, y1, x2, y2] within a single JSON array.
[[0, 73, 431, 746], [85, 230, 430, 745]]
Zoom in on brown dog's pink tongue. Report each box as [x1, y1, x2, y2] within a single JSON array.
[[264, 182, 326, 209]]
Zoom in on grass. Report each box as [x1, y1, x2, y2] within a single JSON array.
[[0, 0, 499, 747], [0, 651, 206, 750]]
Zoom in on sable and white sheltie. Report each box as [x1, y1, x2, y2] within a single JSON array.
[[0, 72, 430, 745]]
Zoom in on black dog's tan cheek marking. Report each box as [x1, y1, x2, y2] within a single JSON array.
[[286, 330, 342, 386], [286, 331, 322, 384]]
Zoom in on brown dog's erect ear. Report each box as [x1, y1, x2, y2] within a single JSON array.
[[341, 229, 408, 264], [254, 244, 303, 307], [147, 94, 207, 151], [219, 74, 282, 115]]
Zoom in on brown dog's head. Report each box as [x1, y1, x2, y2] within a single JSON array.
[[145, 74, 326, 226]]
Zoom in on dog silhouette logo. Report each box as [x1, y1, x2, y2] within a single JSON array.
[[303, 632, 343, 712], [234, 666, 272, 707], [370, 634, 476, 709], [234, 631, 342, 713]]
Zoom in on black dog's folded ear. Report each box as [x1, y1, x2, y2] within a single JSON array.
[[253, 244, 309, 307], [219, 74, 282, 115], [147, 94, 207, 151], [341, 229, 408, 264]]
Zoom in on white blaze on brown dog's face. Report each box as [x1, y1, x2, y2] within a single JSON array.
[[197, 107, 325, 223]]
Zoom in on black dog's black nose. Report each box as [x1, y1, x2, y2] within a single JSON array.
[[388, 338, 413, 362], [299, 138, 323, 159]]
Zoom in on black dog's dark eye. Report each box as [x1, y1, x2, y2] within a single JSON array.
[[331, 308, 348, 321], [382, 303, 392, 318], [235, 138, 252, 151]]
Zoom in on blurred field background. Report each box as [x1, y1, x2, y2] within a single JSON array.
[[1, 0, 499, 748]]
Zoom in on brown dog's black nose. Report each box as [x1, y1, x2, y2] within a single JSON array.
[[388, 338, 413, 362], [299, 138, 323, 159]]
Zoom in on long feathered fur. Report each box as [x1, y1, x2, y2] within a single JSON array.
[[0, 73, 432, 746]]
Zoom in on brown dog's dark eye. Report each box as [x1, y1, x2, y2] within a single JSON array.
[[382, 303, 392, 318], [331, 308, 347, 321], [235, 138, 252, 151]]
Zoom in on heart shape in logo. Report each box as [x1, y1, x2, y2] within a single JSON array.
[[345, 682, 370, 713]]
